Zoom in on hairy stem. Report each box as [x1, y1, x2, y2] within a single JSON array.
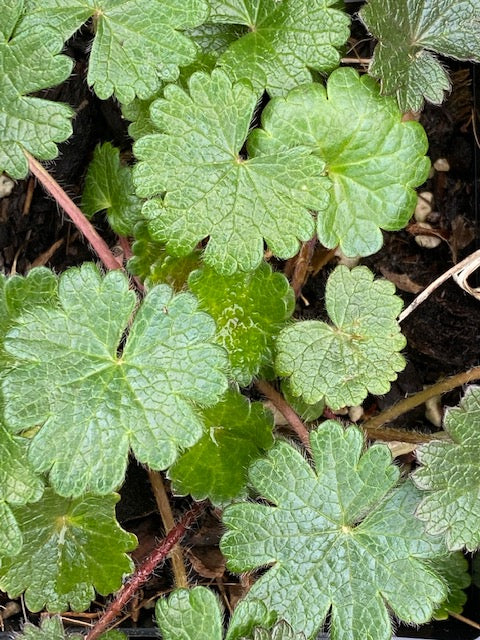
[[362, 365, 480, 432], [26, 152, 123, 272], [85, 501, 206, 640], [255, 380, 311, 451], [148, 470, 188, 588]]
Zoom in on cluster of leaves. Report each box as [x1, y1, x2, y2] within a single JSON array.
[[1, 0, 480, 639]]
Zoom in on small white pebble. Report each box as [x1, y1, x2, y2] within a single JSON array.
[[415, 222, 441, 249], [348, 405, 364, 422], [433, 157, 450, 172], [414, 191, 433, 222], [0, 174, 14, 198]]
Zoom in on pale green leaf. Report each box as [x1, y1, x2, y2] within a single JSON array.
[[128, 222, 202, 290], [221, 422, 447, 640], [275, 265, 406, 410], [0, 490, 136, 612], [2, 263, 229, 496], [431, 552, 470, 620], [15, 616, 125, 639], [246, 621, 306, 640], [133, 69, 329, 275], [21, 0, 209, 103], [188, 262, 294, 385], [413, 385, 480, 551], [250, 67, 430, 257], [280, 380, 325, 423], [208, 0, 350, 96], [156, 586, 223, 640], [360, 0, 480, 112], [0, 424, 43, 556], [82, 142, 143, 236], [0, 0, 73, 178], [169, 389, 274, 503]]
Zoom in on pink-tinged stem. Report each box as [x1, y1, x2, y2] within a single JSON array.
[[85, 501, 207, 640], [255, 380, 311, 451], [26, 152, 123, 272]]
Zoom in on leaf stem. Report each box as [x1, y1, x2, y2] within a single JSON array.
[[25, 151, 123, 272], [255, 380, 311, 451], [362, 365, 480, 433], [85, 501, 206, 640], [147, 470, 188, 588]]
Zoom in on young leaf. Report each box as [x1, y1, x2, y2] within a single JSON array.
[[275, 265, 406, 410], [221, 422, 447, 640], [15, 616, 126, 639], [0, 0, 73, 179], [413, 385, 480, 551], [155, 586, 274, 640], [431, 552, 470, 620], [128, 222, 202, 289], [0, 490, 136, 612], [0, 424, 43, 556], [188, 262, 294, 385], [82, 142, 143, 236], [208, 0, 350, 96], [156, 586, 223, 640], [21, 0, 209, 103], [134, 69, 329, 274], [360, 0, 480, 112], [250, 67, 430, 257], [245, 621, 306, 640], [2, 263, 228, 496], [169, 389, 274, 503]]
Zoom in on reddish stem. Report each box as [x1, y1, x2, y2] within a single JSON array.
[[255, 380, 311, 451], [26, 152, 123, 272], [85, 501, 206, 640]]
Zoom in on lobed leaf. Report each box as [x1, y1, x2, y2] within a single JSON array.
[[15, 616, 125, 639], [275, 265, 406, 410], [169, 389, 274, 503], [133, 69, 329, 274], [188, 262, 294, 385], [82, 142, 144, 236], [221, 422, 447, 640], [21, 0, 209, 103], [0, 0, 73, 178], [250, 67, 430, 257], [0, 490, 136, 612], [413, 385, 480, 551], [208, 0, 350, 96], [246, 621, 306, 640], [360, 0, 480, 112], [2, 263, 229, 496], [431, 552, 470, 620]]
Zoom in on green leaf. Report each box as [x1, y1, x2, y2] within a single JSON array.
[[0, 0, 73, 178], [431, 552, 470, 620], [128, 222, 202, 290], [275, 265, 406, 410], [82, 143, 144, 236], [208, 0, 350, 96], [413, 385, 480, 551], [21, 0, 209, 103], [0, 424, 43, 556], [2, 263, 229, 496], [15, 616, 126, 639], [169, 389, 274, 503], [188, 262, 294, 385], [280, 380, 325, 423], [221, 422, 447, 640], [246, 621, 306, 640], [134, 69, 329, 275], [0, 490, 136, 612], [250, 67, 430, 257], [156, 587, 223, 640], [360, 0, 480, 112]]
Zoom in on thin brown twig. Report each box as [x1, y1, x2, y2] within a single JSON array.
[[147, 470, 188, 588], [255, 380, 311, 451], [26, 152, 123, 272], [85, 501, 206, 640], [362, 365, 480, 433]]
